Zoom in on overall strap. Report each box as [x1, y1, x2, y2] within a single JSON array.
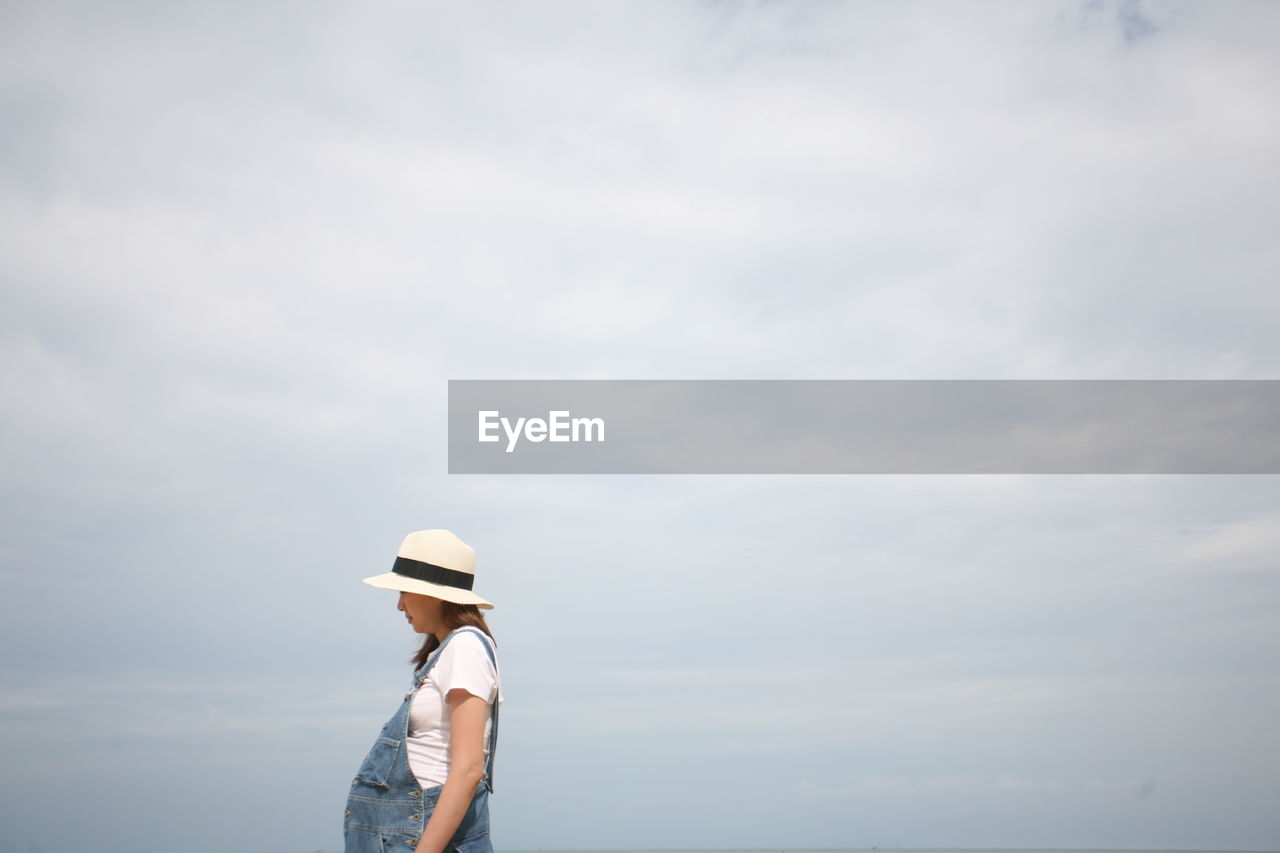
[[415, 627, 500, 794]]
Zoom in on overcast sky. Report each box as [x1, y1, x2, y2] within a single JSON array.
[[2, 1, 1278, 852]]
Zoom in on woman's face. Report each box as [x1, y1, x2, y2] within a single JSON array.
[[398, 591, 445, 637]]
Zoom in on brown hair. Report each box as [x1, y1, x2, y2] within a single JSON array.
[[412, 601, 497, 669]]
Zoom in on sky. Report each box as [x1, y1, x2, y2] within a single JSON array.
[[1, 1, 1279, 852]]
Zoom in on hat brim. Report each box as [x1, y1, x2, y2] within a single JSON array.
[[363, 572, 494, 609]]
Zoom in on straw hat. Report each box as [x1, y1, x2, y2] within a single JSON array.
[[362, 529, 494, 609]]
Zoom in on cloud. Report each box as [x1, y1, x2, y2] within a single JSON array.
[[1172, 514, 1280, 572], [2, 1, 1279, 851]]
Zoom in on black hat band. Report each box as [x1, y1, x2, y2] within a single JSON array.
[[392, 556, 476, 591]]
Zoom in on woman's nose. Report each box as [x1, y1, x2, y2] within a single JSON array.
[[396, 593, 406, 611]]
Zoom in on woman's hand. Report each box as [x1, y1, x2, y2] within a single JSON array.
[[415, 689, 489, 853]]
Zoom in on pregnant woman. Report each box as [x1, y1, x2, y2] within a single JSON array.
[[345, 529, 502, 853]]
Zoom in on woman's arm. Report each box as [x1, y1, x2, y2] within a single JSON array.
[[415, 688, 489, 853]]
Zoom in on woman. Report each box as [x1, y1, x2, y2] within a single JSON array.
[[345, 529, 502, 853]]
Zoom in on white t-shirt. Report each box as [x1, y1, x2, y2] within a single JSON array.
[[406, 629, 503, 789]]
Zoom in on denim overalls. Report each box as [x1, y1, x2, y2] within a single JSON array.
[[345, 627, 499, 853]]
